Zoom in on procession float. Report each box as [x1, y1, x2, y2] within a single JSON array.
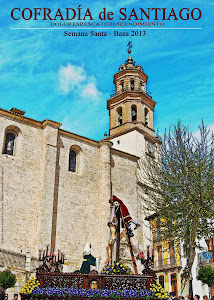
[[20, 196, 165, 300]]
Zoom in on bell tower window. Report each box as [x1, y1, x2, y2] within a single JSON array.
[[119, 82, 124, 92], [131, 105, 137, 122], [130, 80, 135, 91], [3, 132, 15, 156], [117, 107, 123, 125], [145, 108, 149, 126]]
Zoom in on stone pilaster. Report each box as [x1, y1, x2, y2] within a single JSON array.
[[98, 140, 112, 267], [38, 123, 59, 250]]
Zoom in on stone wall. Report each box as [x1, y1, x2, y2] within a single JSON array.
[[0, 108, 151, 276], [54, 133, 112, 271], [110, 130, 146, 157], [0, 112, 47, 257]]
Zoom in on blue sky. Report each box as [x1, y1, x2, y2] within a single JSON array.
[[0, 0, 213, 140]]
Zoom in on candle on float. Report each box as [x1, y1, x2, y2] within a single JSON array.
[[39, 250, 42, 260], [55, 255, 56, 262], [63, 255, 64, 264], [140, 251, 145, 260], [147, 245, 150, 257], [58, 250, 60, 261], [43, 250, 45, 257], [152, 248, 154, 256]]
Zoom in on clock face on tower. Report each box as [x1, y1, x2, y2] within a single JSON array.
[[147, 142, 154, 153]]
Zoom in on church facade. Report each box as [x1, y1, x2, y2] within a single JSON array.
[[0, 50, 159, 290]]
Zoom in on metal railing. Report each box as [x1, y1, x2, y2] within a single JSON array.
[[154, 257, 178, 269], [110, 90, 152, 99]]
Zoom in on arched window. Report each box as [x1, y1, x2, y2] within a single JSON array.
[[117, 107, 123, 125], [119, 82, 124, 92], [3, 132, 15, 156], [68, 145, 83, 174], [130, 80, 135, 91], [131, 105, 137, 122], [145, 108, 149, 126], [3, 126, 20, 156], [69, 150, 77, 172]]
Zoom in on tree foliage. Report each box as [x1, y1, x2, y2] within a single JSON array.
[[0, 269, 16, 290], [138, 121, 214, 292], [197, 265, 214, 286]]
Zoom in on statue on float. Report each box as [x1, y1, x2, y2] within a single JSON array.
[[76, 242, 100, 274], [109, 195, 140, 238]]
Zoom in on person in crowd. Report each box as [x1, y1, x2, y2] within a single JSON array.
[[0, 287, 5, 300], [194, 295, 200, 300], [14, 294, 18, 300], [203, 295, 208, 300]]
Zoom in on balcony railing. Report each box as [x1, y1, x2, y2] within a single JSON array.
[[154, 257, 181, 271], [110, 90, 152, 99]]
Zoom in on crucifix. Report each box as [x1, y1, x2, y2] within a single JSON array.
[[109, 195, 139, 274]]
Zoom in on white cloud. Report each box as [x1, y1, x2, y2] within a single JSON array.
[[58, 64, 86, 94], [55, 63, 107, 138], [81, 82, 100, 100], [57, 63, 102, 102], [207, 124, 214, 132], [193, 124, 214, 140]]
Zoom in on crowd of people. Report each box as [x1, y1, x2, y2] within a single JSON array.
[[169, 292, 214, 300], [0, 291, 18, 300]]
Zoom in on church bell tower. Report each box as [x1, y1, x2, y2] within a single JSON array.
[[107, 44, 158, 157]]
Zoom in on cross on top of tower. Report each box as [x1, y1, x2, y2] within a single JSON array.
[[118, 43, 143, 72], [126, 42, 134, 67], [127, 41, 132, 52]]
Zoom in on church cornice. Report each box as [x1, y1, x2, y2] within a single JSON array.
[[111, 148, 140, 161], [59, 128, 99, 147], [107, 126, 161, 145], [113, 69, 148, 84], [107, 91, 156, 111], [0, 108, 61, 129]]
